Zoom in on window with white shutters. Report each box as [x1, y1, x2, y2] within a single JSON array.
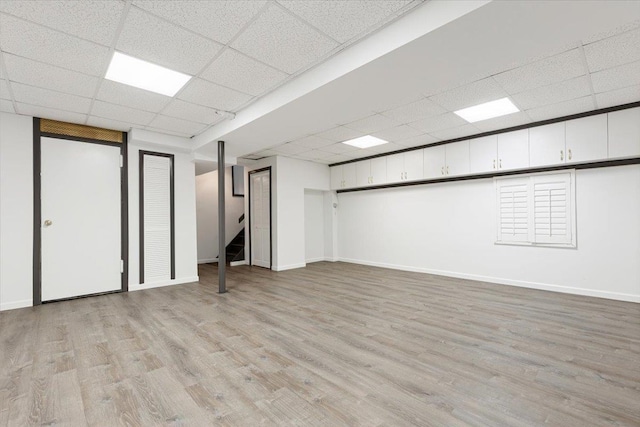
[[495, 171, 575, 247]]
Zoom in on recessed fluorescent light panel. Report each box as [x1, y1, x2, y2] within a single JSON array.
[[454, 97, 519, 123], [342, 135, 388, 149], [105, 52, 191, 97]]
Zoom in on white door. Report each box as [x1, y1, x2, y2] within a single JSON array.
[[469, 135, 497, 174], [498, 129, 529, 171], [404, 149, 424, 181], [386, 153, 404, 183], [608, 107, 640, 159], [250, 170, 271, 268], [41, 137, 121, 301], [356, 160, 371, 187], [445, 140, 470, 176], [529, 122, 566, 167], [342, 163, 357, 188], [423, 145, 446, 179], [565, 114, 608, 163], [370, 157, 386, 185]]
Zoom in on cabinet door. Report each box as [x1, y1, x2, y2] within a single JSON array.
[[330, 166, 343, 190], [445, 140, 470, 176], [370, 157, 387, 185], [608, 107, 640, 159], [356, 160, 370, 187], [566, 114, 607, 163], [469, 135, 497, 174], [386, 153, 404, 183], [404, 149, 424, 181], [343, 163, 357, 188], [423, 145, 446, 179], [529, 122, 566, 167], [498, 129, 529, 171]]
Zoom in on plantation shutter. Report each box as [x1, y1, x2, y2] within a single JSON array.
[[496, 177, 530, 243], [531, 173, 572, 245]]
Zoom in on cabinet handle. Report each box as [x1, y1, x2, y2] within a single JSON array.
[[441, 166, 444, 175], [568, 149, 572, 160], [400, 172, 403, 180], [499, 159, 502, 169], [404, 172, 407, 180], [493, 159, 496, 169], [446, 165, 449, 175], [560, 150, 564, 161]]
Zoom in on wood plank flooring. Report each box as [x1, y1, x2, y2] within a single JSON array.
[[1, 262, 639, 426]]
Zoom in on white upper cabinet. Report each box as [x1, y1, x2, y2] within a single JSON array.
[[387, 150, 424, 183], [330, 163, 357, 190], [565, 114, 607, 163], [529, 122, 566, 167], [445, 140, 470, 176], [424, 145, 446, 179], [608, 107, 640, 159], [469, 135, 498, 174], [386, 153, 404, 184], [356, 157, 386, 187], [497, 129, 529, 171]]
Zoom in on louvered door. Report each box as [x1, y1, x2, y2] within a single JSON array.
[[496, 177, 530, 243], [531, 173, 572, 245]]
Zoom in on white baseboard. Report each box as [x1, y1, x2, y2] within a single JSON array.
[[130, 276, 200, 292], [230, 260, 247, 267], [273, 263, 306, 272], [339, 258, 640, 303], [198, 258, 217, 264], [305, 257, 329, 263], [0, 299, 32, 311]]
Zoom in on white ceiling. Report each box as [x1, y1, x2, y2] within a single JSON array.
[[0, 0, 421, 137], [1, 1, 639, 167]]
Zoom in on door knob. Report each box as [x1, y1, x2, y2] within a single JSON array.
[[44, 220, 52, 227]]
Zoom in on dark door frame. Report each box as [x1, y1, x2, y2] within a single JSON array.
[[247, 167, 273, 269], [33, 118, 129, 305]]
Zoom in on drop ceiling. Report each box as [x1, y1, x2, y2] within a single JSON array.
[[1, 1, 639, 167]]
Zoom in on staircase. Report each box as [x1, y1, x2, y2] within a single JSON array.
[[223, 228, 245, 265]]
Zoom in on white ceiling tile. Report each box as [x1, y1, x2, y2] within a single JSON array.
[[472, 111, 532, 132], [0, 79, 10, 100], [290, 135, 335, 149], [0, 0, 124, 46], [493, 48, 586, 94], [201, 49, 289, 96], [595, 85, 640, 109], [584, 28, 640, 73], [231, 4, 338, 74], [117, 7, 223, 75], [86, 116, 132, 132], [254, 149, 279, 158], [91, 100, 155, 126], [16, 102, 86, 123], [582, 20, 640, 44], [11, 83, 91, 114], [133, 1, 267, 44], [0, 13, 110, 76], [314, 125, 363, 143], [278, 1, 409, 43], [3, 53, 99, 98], [144, 127, 192, 138], [343, 114, 400, 134], [318, 142, 359, 154], [429, 124, 480, 141], [162, 99, 225, 125], [511, 76, 592, 111], [1, 99, 15, 113], [367, 141, 406, 154], [591, 60, 640, 94], [380, 98, 446, 124], [526, 96, 595, 122], [396, 133, 439, 148], [178, 78, 252, 111], [96, 80, 171, 113], [428, 77, 509, 111], [272, 143, 311, 155], [408, 112, 466, 133], [305, 149, 338, 160], [321, 153, 353, 164], [372, 125, 422, 142], [148, 115, 207, 136]]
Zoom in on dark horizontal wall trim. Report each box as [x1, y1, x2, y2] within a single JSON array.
[[336, 157, 640, 193], [40, 132, 124, 147], [330, 101, 640, 167]]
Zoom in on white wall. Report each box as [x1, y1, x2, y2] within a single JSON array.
[[195, 167, 245, 263], [127, 142, 199, 290], [245, 156, 332, 271], [0, 112, 33, 310], [338, 165, 640, 302], [304, 190, 325, 263]]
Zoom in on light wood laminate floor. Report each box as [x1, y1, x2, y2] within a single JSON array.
[[1, 262, 639, 426]]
